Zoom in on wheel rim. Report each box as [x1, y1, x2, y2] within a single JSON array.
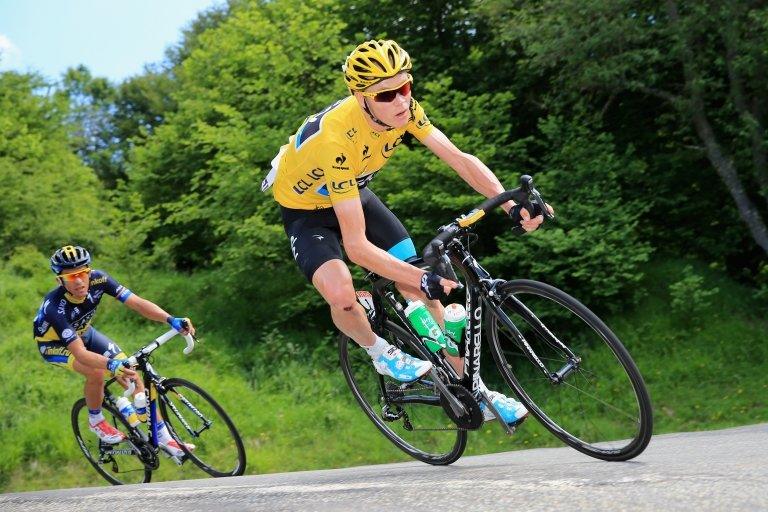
[[72, 400, 151, 485], [341, 324, 466, 465], [490, 288, 650, 458], [160, 380, 245, 477]]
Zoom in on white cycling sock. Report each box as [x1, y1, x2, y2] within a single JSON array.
[[156, 421, 173, 444], [364, 336, 390, 360], [88, 409, 105, 426]]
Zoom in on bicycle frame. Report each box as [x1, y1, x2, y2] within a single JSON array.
[[101, 329, 198, 463]]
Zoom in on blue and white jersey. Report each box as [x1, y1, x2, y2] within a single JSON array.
[[33, 269, 132, 345]]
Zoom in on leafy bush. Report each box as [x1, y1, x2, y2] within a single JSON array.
[[486, 116, 652, 311], [669, 265, 720, 317]]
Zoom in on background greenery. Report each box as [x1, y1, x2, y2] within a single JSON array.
[[1, 0, 766, 492]]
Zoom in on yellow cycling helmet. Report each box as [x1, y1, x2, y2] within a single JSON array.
[[343, 39, 412, 91]]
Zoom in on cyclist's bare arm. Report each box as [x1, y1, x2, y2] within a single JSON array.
[[69, 337, 137, 378], [123, 294, 196, 335], [333, 197, 456, 291], [421, 128, 514, 210], [423, 128, 553, 232]]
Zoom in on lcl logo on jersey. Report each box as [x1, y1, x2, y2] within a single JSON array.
[[333, 154, 349, 171], [292, 168, 325, 195], [362, 145, 371, 161], [381, 136, 404, 158], [331, 179, 355, 192]]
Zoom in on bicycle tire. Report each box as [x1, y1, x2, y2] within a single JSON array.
[[71, 397, 152, 485], [339, 320, 467, 465], [487, 279, 653, 461], [159, 377, 246, 477]]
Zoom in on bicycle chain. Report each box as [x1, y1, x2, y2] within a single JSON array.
[[384, 383, 479, 432]]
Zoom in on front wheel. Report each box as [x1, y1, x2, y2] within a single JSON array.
[[71, 398, 152, 485], [487, 279, 653, 461], [158, 378, 246, 477], [339, 320, 467, 465]]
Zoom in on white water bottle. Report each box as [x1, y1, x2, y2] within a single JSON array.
[[115, 396, 141, 427]]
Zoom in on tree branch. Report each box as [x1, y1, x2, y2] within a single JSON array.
[[666, 0, 768, 255]]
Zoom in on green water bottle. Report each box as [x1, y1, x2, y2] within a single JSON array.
[[404, 300, 459, 356], [443, 303, 467, 345]]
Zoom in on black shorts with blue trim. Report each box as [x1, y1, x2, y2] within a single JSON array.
[[39, 327, 126, 370], [280, 188, 417, 281]]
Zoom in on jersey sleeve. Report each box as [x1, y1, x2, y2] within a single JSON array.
[[95, 270, 133, 303], [321, 140, 362, 204], [406, 99, 435, 142]]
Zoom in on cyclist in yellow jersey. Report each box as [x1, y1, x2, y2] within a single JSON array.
[[265, 40, 545, 424]]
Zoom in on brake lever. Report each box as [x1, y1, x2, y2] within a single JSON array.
[[531, 187, 555, 221]]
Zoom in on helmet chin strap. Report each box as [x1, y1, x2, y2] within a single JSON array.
[[362, 97, 394, 130]]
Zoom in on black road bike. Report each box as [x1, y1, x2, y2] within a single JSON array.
[[71, 327, 246, 484], [339, 175, 653, 465]]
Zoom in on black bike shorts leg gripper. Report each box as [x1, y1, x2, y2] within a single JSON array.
[[280, 188, 416, 282]]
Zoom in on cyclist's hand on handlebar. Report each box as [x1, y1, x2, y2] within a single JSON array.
[[420, 271, 459, 301], [510, 202, 553, 235], [167, 316, 196, 336], [107, 358, 136, 379]]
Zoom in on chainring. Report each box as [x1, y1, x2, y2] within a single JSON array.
[[439, 384, 483, 430]]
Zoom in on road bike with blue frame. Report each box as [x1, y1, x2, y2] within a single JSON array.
[[71, 326, 246, 484]]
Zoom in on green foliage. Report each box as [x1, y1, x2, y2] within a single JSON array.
[[487, 115, 651, 308], [480, 0, 768, 271], [0, 71, 113, 257], [2, 257, 766, 492], [128, 0, 349, 271], [669, 264, 720, 318]]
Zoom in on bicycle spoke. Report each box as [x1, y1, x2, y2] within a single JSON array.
[[488, 280, 652, 461], [71, 398, 152, 485], [340, 321, 467, 465], [159, 378, 245, 477]]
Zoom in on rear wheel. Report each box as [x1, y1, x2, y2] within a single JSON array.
[[159, 378, 246, 477], [71, 398, 152, 485], [339, 320, 467, 465], [487, 279, 653, 461]]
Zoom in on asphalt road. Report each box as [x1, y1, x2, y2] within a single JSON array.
[[2, 423, 766, 512]]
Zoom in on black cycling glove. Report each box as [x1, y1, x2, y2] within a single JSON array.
[[509, 201, 543, 235], [420, 271, 448, 301]]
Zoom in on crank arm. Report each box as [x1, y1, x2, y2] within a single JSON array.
[[428, 368, 467, 417]]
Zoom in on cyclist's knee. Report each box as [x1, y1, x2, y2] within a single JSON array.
[[312, 260, 356, 310], [324, 288, 357, 312]]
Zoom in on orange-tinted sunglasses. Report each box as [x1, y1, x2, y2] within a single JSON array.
[[58, 268, 92, 282]]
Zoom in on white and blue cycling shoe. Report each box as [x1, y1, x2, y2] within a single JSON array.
[[373, 346, 432, 382], [481, 390, 529, 425]]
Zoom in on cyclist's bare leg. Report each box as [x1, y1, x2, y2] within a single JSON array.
[[396, 282, 464, 377], [73, 358, 146, 406], [312, 259, 376, 347], [73, 359, 109, 410]]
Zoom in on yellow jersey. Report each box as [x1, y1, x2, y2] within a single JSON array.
[[271, 96, 434, 210]]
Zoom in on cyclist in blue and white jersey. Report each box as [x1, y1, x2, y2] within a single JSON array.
[[34, 245, 195, 455]]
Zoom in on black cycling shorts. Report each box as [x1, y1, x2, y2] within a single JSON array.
[[39, 327, 126, 370], [281, 188, 417, 281]]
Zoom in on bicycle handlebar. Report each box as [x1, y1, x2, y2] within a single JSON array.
[[126, 328, 196, 367], [422, 174, 553, 279]]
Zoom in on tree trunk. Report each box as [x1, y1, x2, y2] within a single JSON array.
[[667, 0, 768, 256], [690, 106, 768, 254], [722, 11, 768, 208]]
